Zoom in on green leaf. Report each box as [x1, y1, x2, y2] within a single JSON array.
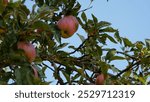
[[110, 56, 125, 61], [71, 73, 80, 81], [19, 4, 30, 16], [122, 38, 133, 47], [114, 30, 122, 44], [73, 2, 81, 13], [96, 45, 103, 56], [145, 39, 150, 49], [107, 34, 117, 43], [62, 70, 70, 84], [68, 45, 76, 50], [123, 70, 131, 77], [15, 68, 22, 84], [77, 33, 85, 42], [81, 12, 87, 22], [35, 0, 44, 7], [92, 14, 98, 23], [105, 49, 116, 61], [138, 77, 146, 84], [135, 41, 144, 50], [53, 30, 61, 44], [57, 43, 69, 49], [32, 21, 51, 30], [101, 34, 117, 43], [100, 62, 109, 74], [98, 21, 111, 28], [100, 27, 116, 33], [110, 65, 120, 73]]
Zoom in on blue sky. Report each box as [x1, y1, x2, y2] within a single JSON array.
[[25, 0, 150, 83], [79, 0, 150, 41]]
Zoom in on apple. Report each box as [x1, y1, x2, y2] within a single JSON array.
[[17, 41, 36, 63], [95, 73, 105, 85], [57, 15, 79, 38], [3, 0, 8, 6]]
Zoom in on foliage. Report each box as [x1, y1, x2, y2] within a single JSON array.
[[0, 0, 150, 85]]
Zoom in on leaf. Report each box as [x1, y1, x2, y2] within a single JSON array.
[[114, 30, 122, 44], [77, 33, 85, 42], [100, 62, 109, 74], [35, 0, 44, 7], [62, 70, 70, 84], [101, 34, 117, 43], [145, 39, 150, 49], [110, 56, 125, 61], [53, 30, 61, 44], [123, 70, 131, 77], [110, 65, 120, 73], [15, 68, 22, 84], [57, 43, 69, 49], [68, 45, 76, 50], [138, 77, 146, 84], [19, 4, 30, 16], [98, 21, 111, 28], [32, 64, 46, 79], [0, 1, 5, 14], [135, 41, 144, 50], [81, 12, 87, 22], [100, 27, 116, 33], [122, 38, 133, 47], [73, 2, 81, 13], [96, 45, 103, 56], [106, 34, 117, 43], [71, 73, 80, 81], [105, 49, 116, 61], [32, 21, 51, 30], [92, 14, 98, 23]]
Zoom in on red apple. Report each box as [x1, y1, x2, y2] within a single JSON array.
[[95, 74, 105, 85], [17, 41, 36, 63], [57, 15, 79, 38], [3, 0, 8, 6]]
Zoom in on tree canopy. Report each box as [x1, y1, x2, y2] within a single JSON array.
[[0, 0, 150, 85]]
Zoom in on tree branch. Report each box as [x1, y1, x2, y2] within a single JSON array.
[[116, 60, 141, 77]]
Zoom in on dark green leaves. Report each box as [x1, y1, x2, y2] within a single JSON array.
[[145, 39, 150, 49], [81, 12, 87, 22], [114, 30, 122, 43], [32, 21, 50, 31]]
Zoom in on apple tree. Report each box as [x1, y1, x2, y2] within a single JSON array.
[[0, 0, 150, 85]]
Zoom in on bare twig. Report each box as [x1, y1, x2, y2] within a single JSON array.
[[116, 60, 141, 77], [69, 37, 91, 55], [42, 62, 54, 72]]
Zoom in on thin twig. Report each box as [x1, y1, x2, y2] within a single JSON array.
[[69, 37, 90, 54], [116, 60, 141, 77], [42, 62, 54, 72]]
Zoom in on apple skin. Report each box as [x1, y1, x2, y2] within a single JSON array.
[[17, 41, 36, 63], [3, 0, 8, 6], [95, 74, 105, 85], [57, 15, 79, 38]]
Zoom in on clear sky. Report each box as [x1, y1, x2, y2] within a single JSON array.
[[25, 0, 150, 83], [76, 0, 150, 41]]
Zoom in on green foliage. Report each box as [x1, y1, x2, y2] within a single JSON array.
[[0, 0, 149, 85]]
